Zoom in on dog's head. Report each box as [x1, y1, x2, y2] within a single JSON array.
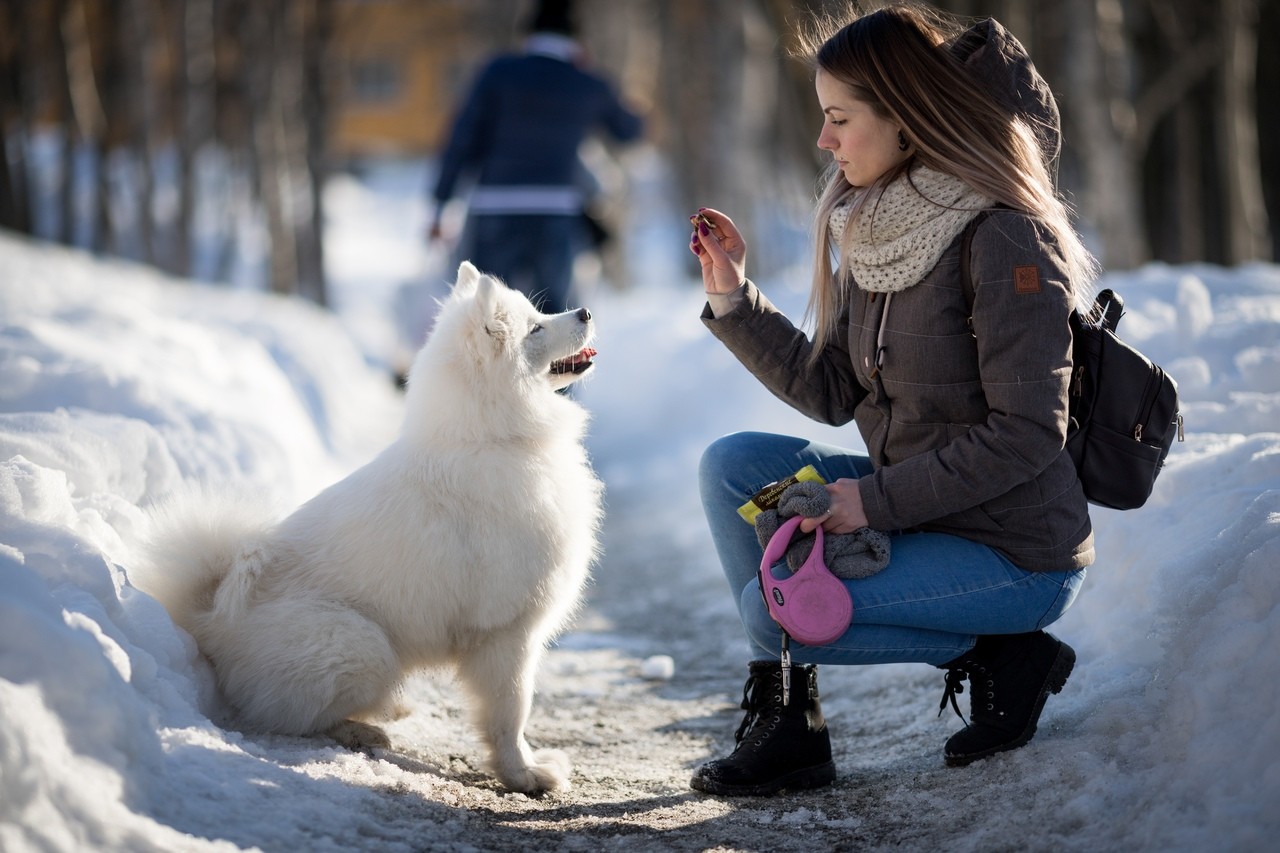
[[418, 262, 596, 394]]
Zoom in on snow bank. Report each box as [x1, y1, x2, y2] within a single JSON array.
[[2, 222, 1278, 850]]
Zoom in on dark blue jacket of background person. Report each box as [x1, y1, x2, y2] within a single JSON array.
[[430, 36, 644, 314]]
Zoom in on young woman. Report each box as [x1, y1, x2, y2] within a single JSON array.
[[688, 4, 1097, 797]]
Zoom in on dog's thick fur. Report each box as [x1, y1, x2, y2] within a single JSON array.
[[134, 262, 603, 794]]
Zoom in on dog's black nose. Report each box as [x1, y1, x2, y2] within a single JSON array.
[[576, 307, 591, 322]]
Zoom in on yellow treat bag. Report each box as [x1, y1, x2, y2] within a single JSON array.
[[737, 465, 826, 525]]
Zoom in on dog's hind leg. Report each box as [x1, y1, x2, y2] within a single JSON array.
[[218, 597, 402, 744], [456, 629, 569, 795]]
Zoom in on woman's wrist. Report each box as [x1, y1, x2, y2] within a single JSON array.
[[704, 282, 747, 318], [705, 279, 747, 296]]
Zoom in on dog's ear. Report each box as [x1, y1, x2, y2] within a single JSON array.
[[452, 261, 481, 298], [474, 274, 512, 341]]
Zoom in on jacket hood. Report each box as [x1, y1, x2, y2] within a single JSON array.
[[948, 17, 1061, 168]]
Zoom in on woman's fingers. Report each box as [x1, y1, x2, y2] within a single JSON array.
[[689, 207, 746, 292], [696, 207, 740, 240]]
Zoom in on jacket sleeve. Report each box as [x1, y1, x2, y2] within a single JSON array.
[[701, 280, 866, 426], [432, 61, 500, 205], [858, 213, 1075, 531], [597, 82, 644, 143]]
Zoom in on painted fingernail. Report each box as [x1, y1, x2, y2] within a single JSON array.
[[699, 223, 709, 236]]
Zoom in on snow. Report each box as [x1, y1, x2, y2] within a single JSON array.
[[2, 159, 1279, 852]]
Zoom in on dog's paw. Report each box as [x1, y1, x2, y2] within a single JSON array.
[[326, 719, 391, 751], [501, 749, 572, 795]]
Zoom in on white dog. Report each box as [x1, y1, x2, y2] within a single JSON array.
[[135, 262, 603, 794]]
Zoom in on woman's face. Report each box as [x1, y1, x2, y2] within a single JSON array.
[[815, 67, 909, 188]]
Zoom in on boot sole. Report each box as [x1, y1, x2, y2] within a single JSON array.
[[690, 760, 837, 797], [945, 640, 1076, 768]]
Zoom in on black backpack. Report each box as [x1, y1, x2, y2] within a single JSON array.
[[960, 216, 1183, 510]]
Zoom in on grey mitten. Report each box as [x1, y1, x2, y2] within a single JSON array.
[[753, 481, 890, 580]]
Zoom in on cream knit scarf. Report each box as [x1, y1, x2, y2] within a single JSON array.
[[829, 165, 993, 293]]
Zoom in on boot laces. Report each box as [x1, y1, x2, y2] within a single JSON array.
[[733, 672, 783, 745], [938, 668, 969, 724], [733, 673, 761, 744]]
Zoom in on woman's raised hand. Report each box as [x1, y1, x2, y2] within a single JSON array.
[[689, 208, 747, 295]]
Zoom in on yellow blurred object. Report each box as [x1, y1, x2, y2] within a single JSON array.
[[737, 465, 826, 525]]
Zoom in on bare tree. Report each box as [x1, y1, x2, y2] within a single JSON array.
[[652, 0, 819, 278], [297, 0, 333, 306], [3, 0, 1275, 289], [1063, 0, 1149, 269], [176, 0, 217, 278], [242, 2, 293, 296], [0, 0, 32, 233], [121, 0, 160, 264], [1142, 0, 1210, 261], [1218, 0, 1271, 262]]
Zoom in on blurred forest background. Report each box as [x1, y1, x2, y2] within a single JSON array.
[[0, 0, 1276, 306]]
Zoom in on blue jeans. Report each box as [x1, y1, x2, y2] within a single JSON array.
[[699, 432, 1085, 666], [466, 214, 578, 314]]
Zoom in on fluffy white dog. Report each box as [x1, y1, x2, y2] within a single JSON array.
[[135, 262, 603, 794]]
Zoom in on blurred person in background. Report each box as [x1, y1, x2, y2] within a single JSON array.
[[428, 0, 644, 314]]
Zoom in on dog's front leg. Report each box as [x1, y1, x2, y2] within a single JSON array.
[[457, 629, 570, 795]]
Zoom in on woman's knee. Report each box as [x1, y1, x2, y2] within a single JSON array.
[[701, 432, 764, 476], [700, 431, 767, 496], [739, 581, 783, 650]]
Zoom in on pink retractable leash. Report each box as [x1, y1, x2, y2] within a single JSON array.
[[758, 515, 853, 646]]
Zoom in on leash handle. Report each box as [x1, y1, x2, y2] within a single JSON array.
[[760, 515, 824, 569]]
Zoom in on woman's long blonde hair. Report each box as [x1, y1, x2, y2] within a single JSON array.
[[796, 3, 1098, 356]]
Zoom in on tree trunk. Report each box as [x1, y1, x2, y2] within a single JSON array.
[[177, 0, 216, 278], [297, 0, 331, 306], [52, 0, 77, 246], [121, 0, 157, 264], [245, 2, 297, 296], [0, 0, 32, 234], [1065, 0, 1147, 270], [212, 0, 249, 284], [1218, 0, 1271, 262], [1172, 102, 1205, 262], [63, 0, 111, 252], [94, 0, 132, 257]]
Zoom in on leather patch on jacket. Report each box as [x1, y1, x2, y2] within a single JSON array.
[[1014, 265, 1041, 294]]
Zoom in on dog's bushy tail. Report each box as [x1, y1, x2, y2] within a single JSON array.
[[131, 485, 276, 635]]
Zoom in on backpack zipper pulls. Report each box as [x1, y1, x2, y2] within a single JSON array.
[[1134, 366, 1164, 443]]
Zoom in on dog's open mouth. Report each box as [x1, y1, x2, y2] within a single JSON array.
[[549, 347, 597, 375]]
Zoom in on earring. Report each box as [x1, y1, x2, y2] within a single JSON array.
[[898, 130, 909, 152]]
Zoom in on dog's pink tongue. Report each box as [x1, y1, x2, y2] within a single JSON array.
[[571, 347, 597, 364]]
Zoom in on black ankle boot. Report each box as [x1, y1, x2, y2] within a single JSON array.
[[938, 630, 1075, 767], [690, 660, 837, 796]]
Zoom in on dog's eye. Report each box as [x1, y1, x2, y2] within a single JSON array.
[[530, 324, 543, 334]]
